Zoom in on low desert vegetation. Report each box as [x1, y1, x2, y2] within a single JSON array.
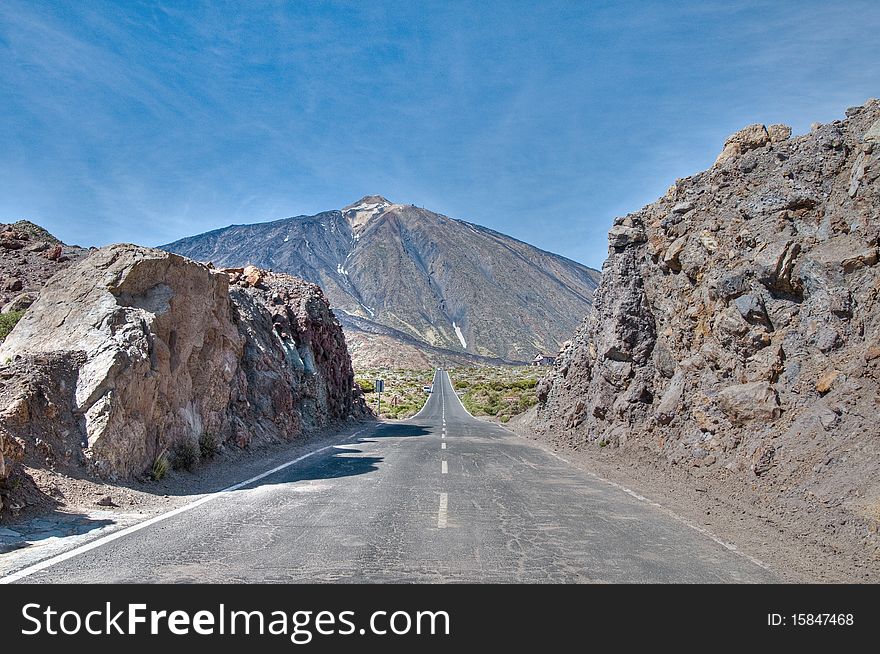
[[199, 432, 220, 459], [356, 368, 435, 419], [355, 365, 545, 422], [0, 310, 25, 340], [171, 440, 199, 471], [151, 451, 169, 481], [449, 366, 542, 423]]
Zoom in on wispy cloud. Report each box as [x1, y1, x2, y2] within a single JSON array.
[[1, 0, 878, 266]]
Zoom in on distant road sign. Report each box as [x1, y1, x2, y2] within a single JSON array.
[[375, 379, 385, 393]]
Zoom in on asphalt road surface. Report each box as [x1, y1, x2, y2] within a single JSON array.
[[6, 370, 774, 583]]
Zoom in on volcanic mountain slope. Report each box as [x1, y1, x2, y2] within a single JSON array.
[[163, 196, 600, 368]]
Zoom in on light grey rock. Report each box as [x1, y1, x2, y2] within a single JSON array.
[[655, 371, 685, 425], [671, 201, 695, 214], [608, 225, 647, 248], [1, 292, 37, 313], [717, 382, 781, 424], [0, 245, 366, 479], [864, 119, 880, 143], [767, 124, 792, 142], [714, 124, 770, 165], [663, 236, 688, 271]]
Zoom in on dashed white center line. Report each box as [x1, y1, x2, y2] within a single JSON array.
[[441, 442, 446, 449], [441, 460, 448, 474], [437, 493, 448, 528]]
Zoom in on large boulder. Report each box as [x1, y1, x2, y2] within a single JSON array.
[[0, 245, 366, 479], [714, 124, 771, 165]]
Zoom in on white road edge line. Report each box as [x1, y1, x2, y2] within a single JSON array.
[[0, 425, 373, 585], [441, 460, 448, 474], [446, 365, 770, 573], [437, 493, 448, 528], [409, 369, 442, 420], [491, 420, 772, 573], [441, 370, 478, 419]]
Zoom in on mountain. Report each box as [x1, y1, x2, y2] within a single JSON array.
[[163, 196, 600, 368], [531, 100, 880, 564]]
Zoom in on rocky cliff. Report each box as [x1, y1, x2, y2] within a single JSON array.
[[0, 220, 89, 319], [534, 100, 880, 550], [163, 197, 601, 369], [0, 245, 366, 504]]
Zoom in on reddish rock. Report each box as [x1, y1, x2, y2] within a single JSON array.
[[0, 245, 368, 480]]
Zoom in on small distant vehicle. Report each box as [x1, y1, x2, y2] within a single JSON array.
[[423, 385, 433, 393]]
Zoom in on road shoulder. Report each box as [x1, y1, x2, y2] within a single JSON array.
[[0, 419, 378, 578], [504, 411, 877, 583]]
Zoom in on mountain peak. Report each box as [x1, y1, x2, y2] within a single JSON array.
[[348, 194, 392, 206], [342, 195, 396, 230]]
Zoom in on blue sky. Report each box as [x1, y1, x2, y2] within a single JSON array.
[[1, 1, 879, 269]]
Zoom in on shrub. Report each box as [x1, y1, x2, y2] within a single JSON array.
[[171, 440, 199, 471], [151, 452, 169, 480], [356, 378, 375, 393], [199, 432, 219, 459], [0, 310, 25, 340]]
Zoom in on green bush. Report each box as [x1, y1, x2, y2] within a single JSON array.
[[450, 365, 541, 421], [0, 310, 25, 340], [199, 432, 219, 459], [356, 378, 375, 393], [171, 440, 199, 471]]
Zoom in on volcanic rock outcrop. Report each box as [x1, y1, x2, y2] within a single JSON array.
[[534, 100, 880, 543], [0, 245, 366, 495]]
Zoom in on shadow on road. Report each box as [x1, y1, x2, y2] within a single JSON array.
[[278, 447, 384, 484], [241, 424, 432, 489], [0, 509, 115, 554], [357, 424, 431, 440]]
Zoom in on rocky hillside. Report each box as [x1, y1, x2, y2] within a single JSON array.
[[0, 221, 89, 320], [0, 245, 367, 512], [163, 196, 600, 369], [534, 100, 880, 558]]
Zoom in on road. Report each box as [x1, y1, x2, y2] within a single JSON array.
[[5, 370, 774, 583]]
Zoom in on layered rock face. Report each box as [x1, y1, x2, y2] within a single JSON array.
[[535, 101, 880, 528], [0, 245, 365, 485]]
